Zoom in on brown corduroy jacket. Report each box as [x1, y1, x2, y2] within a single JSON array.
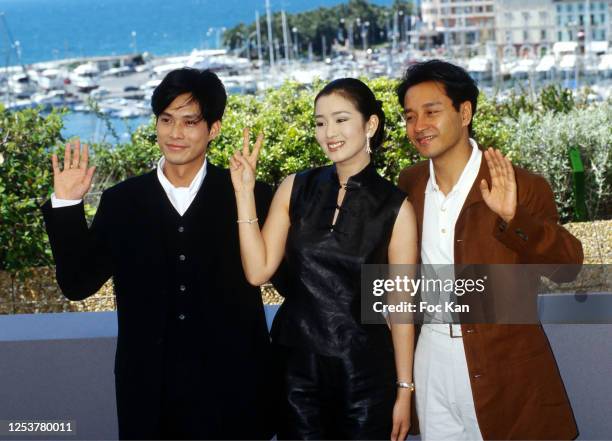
[[398, 156, 583, 440]]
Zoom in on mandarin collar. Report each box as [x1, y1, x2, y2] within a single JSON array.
[[330, 161, 377, 189]]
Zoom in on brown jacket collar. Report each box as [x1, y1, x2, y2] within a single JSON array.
[[405, 147, 491, 236]]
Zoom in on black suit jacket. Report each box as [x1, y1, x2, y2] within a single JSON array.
[[42, 163, 278, 440]]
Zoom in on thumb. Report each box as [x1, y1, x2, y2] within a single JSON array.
[[479, 179, 490, 199], [236, 152, 251, 170], [84, 166, 96, 188]]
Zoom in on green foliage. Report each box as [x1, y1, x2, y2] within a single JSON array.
[[472, 94, 513, 157], [91, 118, 159, 188], [93, 78, 419, 188], [0, 107, 64, 271], [1, 80, 610, 273], [538, 85, 575, 114], [502, 103, 612, 222], [224, 0, 413, 57]]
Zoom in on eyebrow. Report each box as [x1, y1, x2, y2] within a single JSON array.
[[404, 101, 443, 112], [159, 111, 202, 119], [314, 110, 352, 118]]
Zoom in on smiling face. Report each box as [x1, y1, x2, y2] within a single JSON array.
[[156, 92, 220, 169], [402, 81, 471, 161], [314, 92, 376, 166]]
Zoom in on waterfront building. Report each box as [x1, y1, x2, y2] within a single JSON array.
[[495, 0, 556, 57], [553, 0, 611, 44], [418, 0, 611, 54], [420, 0, 496, 49]]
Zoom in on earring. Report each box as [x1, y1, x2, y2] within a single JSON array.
[[365, 136, 372, 154]]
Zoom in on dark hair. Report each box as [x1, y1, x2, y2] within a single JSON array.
[[151, 68, 227, 126], [396, 59, 479, 136], [315, 78, 386, 151]]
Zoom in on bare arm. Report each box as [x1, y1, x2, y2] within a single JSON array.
[[388, 199, 418, 441], [229, 129, 293, 286]]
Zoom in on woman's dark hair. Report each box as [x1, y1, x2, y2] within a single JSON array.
[[151, 68, 227, 126], [315, 78, 386, 151], [396, 59, 479, 137]]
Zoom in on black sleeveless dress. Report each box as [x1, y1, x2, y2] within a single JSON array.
[[272, 162, 407, 440]]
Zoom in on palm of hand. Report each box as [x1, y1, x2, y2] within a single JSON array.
[[52, 140, 96, 200], [480, 148, 517, 223], [229, 128, 263, 193]]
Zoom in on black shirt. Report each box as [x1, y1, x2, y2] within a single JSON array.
[[271, 162, 406, 356]]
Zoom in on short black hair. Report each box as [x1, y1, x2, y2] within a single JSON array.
[[151, 68, 227, 126], [315, 78, 386, 151], [396, 60, 479, 136]]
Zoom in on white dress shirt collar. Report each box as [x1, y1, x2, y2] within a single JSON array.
[[426, 138, 481, 196], [156, 156, 207, 216]]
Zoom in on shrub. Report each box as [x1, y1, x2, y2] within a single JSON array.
[[0, 107, 63, 271], [502, 103, 612, 222]]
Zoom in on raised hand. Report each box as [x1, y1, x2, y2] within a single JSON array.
[[479, 148, 517, 223], [229, 128, 263, 194], [52, 139, 96, 200]]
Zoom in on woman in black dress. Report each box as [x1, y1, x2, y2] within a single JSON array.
[[230, 78, 417, 440]]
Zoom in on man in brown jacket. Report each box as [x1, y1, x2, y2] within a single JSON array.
[[397, 60, 583, 440]]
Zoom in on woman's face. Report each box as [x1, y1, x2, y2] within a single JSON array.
[[314, 93, 375, 165]]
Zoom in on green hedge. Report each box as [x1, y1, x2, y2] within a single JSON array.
[[1, 80, 610, 272]]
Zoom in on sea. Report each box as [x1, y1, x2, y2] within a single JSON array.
[[0, 0, 393, 65], [0, 0, 394, 142]]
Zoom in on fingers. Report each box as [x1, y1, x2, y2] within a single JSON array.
[[399, 422, 409, 441], [51, 154, 60, 175], [242, 127, 250, 156], [251, 132, 264, 165], [235, 150, 251, 169], [391, 422, 399, 441], [80, 143, 89, 170], [229, 155, 242, 171], [496, 149, 515, 185], [72, 139, 80, 168], [63, 142, 71, 170], [485, 148, 505, 187]]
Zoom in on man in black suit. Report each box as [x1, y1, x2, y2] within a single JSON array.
[[42, 69, 277, 440]]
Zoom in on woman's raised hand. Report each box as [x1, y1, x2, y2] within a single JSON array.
[[229, 128, 263, 193], [52, 139, 96, 200]]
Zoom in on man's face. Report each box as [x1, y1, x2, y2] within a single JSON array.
[[156, 93, 220, 167], [402, 81, 471, 160]]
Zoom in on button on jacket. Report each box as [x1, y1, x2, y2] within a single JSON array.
[[42, 163, 278, 440]]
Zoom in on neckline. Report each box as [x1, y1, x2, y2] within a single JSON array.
[[330, 161, 377, 189]]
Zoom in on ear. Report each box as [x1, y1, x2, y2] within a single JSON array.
[[207, 120, 222, 141], [366, 114, 379, 137], [460, 101, 472, 128]]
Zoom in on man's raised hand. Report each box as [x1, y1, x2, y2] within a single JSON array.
[[229, 128, 263, 194], [52, 139, 96, 200], [479, 147, 517, 223]]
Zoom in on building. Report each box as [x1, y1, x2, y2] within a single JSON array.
[[553, 0, 610, 44], [495, 0, 556, 56], [419, 0, 610, 54], [420, 0, 496, 48]]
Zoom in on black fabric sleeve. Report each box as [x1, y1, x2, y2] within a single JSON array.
[[41, 194, 113, 300]]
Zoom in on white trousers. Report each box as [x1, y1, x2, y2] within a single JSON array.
[[414, 324, 483, 441]]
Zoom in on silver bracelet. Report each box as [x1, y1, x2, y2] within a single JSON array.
[[396, 381, 415, 391], [236, 218, 259, 224]]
